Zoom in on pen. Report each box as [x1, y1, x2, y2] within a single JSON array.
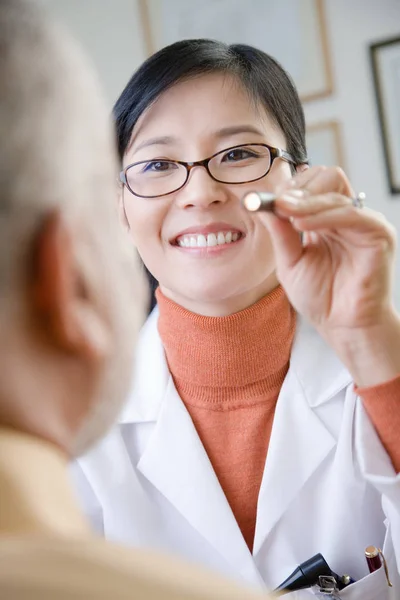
[[365, 546, 392, 586], [365, 546, 381, 573]]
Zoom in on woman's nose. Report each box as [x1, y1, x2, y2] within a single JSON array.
[[175, 166, 229, 209]]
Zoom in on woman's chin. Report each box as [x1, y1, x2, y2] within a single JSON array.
[[160, 277, 274, 315]]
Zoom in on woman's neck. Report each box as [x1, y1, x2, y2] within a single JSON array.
[[159, 273, 279, 317], [156, 284, 296, 405]]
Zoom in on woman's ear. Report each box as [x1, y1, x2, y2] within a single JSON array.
[[117, 185, 129, 232], [296, 163, 309, 174]]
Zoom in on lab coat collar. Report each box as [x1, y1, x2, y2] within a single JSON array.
[[119, 309, 353, 425], [118, 307, 353, 577], [119, 309, 265, 582], [119, 308, 166, 424], [289, 316, 353, 407], [252, 364, 337, 555], [252, 318, 353, 554], [137, 376, 265, 585]]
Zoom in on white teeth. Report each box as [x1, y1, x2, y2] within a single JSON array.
[[176, 230, 241, 248], [217, 232, 225, 245], [207, 233, 217, 246]]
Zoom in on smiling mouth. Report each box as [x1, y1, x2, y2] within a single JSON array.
[[174, 230, 244, 248]]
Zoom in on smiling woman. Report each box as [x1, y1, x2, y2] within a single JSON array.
[[72, 38, 400, 597], [116, 61, 305, 315]]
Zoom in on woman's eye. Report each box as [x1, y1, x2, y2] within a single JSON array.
[[143, 161, 173, 172], [222, 148, 257, 162]]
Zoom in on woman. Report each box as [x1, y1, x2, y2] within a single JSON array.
[[73, 40, 400, 597]]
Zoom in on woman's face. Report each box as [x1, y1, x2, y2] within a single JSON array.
[[122, 73, 294, 315]]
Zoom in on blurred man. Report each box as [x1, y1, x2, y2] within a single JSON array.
[[0, 0, 270, 598]]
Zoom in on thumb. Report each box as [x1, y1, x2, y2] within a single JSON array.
[[258, 212, 303, 270]]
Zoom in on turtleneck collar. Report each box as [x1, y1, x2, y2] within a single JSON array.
[[156, 286, 296, 408]]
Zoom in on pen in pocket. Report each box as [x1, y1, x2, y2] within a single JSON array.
[[365, 545, 392, 586]]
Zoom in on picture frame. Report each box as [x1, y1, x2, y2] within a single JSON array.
[[370, 36, 400, 195], [306, 120, 346, 170], [138, 0, 333, 102]]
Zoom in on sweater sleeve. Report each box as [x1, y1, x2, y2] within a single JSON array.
[[356, 375, 400, 472]]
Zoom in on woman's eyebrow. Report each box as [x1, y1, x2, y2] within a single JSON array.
[[130, 125, 264, 155], [214, 125, 264, 138], [131, 135, 176, 154]]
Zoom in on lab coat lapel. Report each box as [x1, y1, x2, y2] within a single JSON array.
[[77, 309, 172, 546], [137, 376, 263, 584], [77, 430, 160, 546], [253, 318, 352, 555]]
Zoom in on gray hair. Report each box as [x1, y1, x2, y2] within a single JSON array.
[[0, 0, 117, 302]]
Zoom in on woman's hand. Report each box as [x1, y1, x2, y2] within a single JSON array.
[[258, 166, 400, 386]]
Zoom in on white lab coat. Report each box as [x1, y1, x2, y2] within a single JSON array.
[[72, 308, 400, 599]]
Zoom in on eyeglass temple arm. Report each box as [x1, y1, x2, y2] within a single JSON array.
[[278, 148, 309, 166], [277, 148, 295, 164]]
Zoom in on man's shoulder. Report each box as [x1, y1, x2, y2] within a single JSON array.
[[0, 537, 268, 600]]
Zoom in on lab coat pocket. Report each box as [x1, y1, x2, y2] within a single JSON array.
[[339, 566, 391, 600], [339, 536, 396, 600], [289, 564, 392, 599], [335, 518, 398, 600]]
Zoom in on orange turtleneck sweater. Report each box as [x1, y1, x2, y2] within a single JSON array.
[[156, 287, 400, 552]]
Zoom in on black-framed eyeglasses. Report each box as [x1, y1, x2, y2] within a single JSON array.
[[119, 143, 297, 199]]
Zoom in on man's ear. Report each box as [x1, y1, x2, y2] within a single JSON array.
[[30, 211, 110, 362]]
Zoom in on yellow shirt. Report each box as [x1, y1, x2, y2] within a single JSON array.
[[0, 427, 89, 537], [0, 428, 271, 600]]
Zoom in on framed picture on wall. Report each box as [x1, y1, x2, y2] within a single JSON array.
[[306, 120, 346, 170], [139, 0, 333, 102], [370, 36, 400, 195]]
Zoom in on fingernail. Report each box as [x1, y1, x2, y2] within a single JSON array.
[[281, 193, 300, 205], [287, 189, 305, 198], [281, 190, 305, 204]]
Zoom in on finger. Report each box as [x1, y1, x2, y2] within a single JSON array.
[[274, 191, 351, 218], [293, 165, 330, 192], [281, 165, 354, 197], [291, 205, 396, 243], [257, 211, 303, 269], [302, 166, 354, 197], [276, 165, 327, 195]]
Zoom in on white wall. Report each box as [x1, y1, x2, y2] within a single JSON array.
[[40, 0, 147, 105], [42, 0, 400, 306], [305, 0, 400, 307]]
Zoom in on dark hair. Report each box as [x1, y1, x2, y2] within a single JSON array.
[[113, 39, 308, 310], [114, 38, 307, 164]]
